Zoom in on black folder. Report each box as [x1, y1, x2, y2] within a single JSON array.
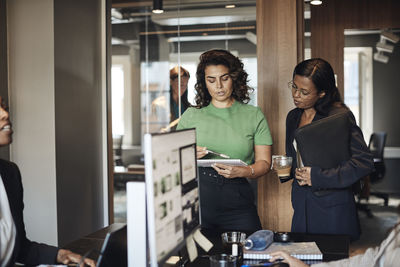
[[294, 111, 351, 169]]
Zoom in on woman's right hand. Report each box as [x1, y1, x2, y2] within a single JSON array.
[[269, 251, 309, 267], [197, 146, 208, 159]]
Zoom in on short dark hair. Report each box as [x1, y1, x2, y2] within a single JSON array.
[[194, 49, 253, 107], [293, 58, 343, 115]]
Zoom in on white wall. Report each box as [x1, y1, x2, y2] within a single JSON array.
[[53, 0, 107, 246], [8, 0, 58, 245], [7, 0, 108, 246]]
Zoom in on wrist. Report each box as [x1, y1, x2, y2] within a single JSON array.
[[249, 165, 255, 177]]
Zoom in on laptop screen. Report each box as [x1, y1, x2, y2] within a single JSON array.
[[97, 225, 127, 267]]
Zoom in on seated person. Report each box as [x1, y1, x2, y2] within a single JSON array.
[[269, 207, 400, 267], [0, 96, 95, 267]]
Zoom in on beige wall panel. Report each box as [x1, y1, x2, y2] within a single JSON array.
[[0, 0, 9, 159]]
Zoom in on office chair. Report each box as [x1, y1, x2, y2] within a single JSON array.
[[368, 132, 388, 205], [113, 135, 124, 166], [357, 132, 387, 218]]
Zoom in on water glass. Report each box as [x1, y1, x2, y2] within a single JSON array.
[[221, 232, 246, 257], [209, 254, 237, 267]]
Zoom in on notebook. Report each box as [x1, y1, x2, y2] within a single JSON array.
[[197, 159, 247, 167], [243, 242, 323, 260], [97, 225, 127, 267], [243, 259, 321, 266]]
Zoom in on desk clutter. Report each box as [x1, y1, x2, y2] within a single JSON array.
[[217, 230, 322, 261], [191, 230, 323, 267]]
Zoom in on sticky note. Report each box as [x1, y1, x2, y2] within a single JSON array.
[[186, 234, 198, 262], [193, 228, 213, 252]]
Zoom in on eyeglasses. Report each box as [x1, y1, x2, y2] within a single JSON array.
[[288, 81, 312, 96], [170, 73, 189, 80]]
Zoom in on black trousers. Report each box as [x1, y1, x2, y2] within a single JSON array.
[[198, 167, 262, 232]]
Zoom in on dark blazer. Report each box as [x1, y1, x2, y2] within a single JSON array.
[[0, 159, 58, 266], [285, 107, 374, 241]]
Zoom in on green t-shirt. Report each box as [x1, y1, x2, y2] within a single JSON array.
[[177, 101, 273, 164]]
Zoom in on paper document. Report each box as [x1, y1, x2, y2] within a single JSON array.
[[197, 159, 247, 167]]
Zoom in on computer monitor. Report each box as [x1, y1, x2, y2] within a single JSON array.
[[97, 225, 127, 267], [144, 128, 200, 267]]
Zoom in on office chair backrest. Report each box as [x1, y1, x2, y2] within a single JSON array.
[[368, 132, 387, 183], [368, 132, 387, 160], [112, 135, 124, 166]]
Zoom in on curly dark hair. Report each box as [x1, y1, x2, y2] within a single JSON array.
[[194, 49, 253, 107], [293, 58, 344, 115]]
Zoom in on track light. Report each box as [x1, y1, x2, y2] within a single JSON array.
[[152, 0, 164, 14], [310, 0, 323, 5], [376, 41, 394, 53], [381, 31, 400, 44], [374, 51, 389, 64], [374, 30, 399, 63]]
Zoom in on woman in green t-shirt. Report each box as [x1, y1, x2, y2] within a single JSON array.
[[177, 49, 272, 231]]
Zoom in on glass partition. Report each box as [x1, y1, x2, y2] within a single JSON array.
[[111, 0, 257, 222]]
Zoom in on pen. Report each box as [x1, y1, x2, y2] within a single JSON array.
[[206, 149, 230, 159], [241, 259, 284, 267], [241, 263, 274, 267]]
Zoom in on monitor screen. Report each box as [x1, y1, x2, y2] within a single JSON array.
[[144, 128, 200, 267], [97, 225, 127, 267]]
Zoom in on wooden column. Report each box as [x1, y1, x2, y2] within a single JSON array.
[[256, 0, 303, 231], [310, 1, 345, 97]]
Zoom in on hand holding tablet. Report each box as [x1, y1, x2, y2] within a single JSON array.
[[197, 159, 247, 167]]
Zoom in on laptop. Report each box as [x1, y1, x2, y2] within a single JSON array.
[[97, 225, 127, 267]]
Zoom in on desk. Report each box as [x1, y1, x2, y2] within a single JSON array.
[[63, 223, 126, 260], [64, 224, 349, 266], [185, 228, 349, 267]]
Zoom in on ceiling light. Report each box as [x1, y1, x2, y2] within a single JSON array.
[[151, 6, 255, 26], [152, 0, 164, 14], [111, 9, 123, 20], [167, 34, 246, 43], [245, 31, 257, 45], [225, 4, 236, 8], [310, 0, 323, 5], [374, 52, 389, 64]]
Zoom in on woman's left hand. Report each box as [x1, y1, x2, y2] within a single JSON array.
[[295, 167, 312, 186], [212, 163, 248, 179]]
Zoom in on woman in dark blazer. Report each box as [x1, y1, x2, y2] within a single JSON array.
[[285, 59, 374, 241], [0, 97, 95, 267]]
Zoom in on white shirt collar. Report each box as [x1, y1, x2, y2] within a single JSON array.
[[0, 175, 16, 267]]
